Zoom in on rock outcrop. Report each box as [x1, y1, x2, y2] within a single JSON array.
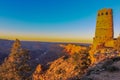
[[81, 57, 120, 80], [32, 64, 43, 80], [32, 49, 91, 80]]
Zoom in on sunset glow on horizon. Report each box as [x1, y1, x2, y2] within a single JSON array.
[[0, 0, 120, 43], [0, 34, 92, 43]]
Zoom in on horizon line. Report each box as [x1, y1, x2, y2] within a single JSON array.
[[0, 37, 93, 44]]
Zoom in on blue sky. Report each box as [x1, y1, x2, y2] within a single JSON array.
[[0, 0, 120, 43]]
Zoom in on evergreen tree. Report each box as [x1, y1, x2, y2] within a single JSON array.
[[72, 49, 91, 77], [0, 39, 31, 80]]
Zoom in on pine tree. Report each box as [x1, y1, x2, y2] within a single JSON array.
[[0, 39, 31, 80], [72, 48, 91, 77]]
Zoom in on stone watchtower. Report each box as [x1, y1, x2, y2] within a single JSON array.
[[93, 8, 114, 48]]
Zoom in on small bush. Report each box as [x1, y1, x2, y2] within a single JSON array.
[[112, 57, 120, 62], [102, 60, 113, 69], [106, 66, 119, 72], [74, 65, 80, 71], [86, 69, 94, 76], [63, 55, 69, 60], [56, 68, 66, 74]]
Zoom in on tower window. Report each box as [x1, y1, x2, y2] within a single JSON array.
[[106, 12, 108, 15], [101, 13, 104, 15]]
